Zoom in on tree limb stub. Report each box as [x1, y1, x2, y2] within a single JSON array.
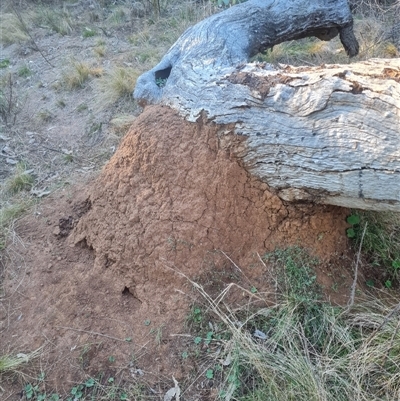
[[133, 0, 358, 106]]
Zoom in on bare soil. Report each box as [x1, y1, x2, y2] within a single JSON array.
[[0, 2, 381, 400], [1, 104, 356, 399]]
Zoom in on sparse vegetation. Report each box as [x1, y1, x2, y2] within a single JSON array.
[[35, 8, 74, 36], [1, 1, 400, 400], [0, 59, 10, 69], [5, 162, 34, 194], [0, 162, 35, 251], [82, 27, 97, 38], [0, 13, 28, 45], [348, 211, 400, 284], [0, 72, 22, 125], [20, 374, 149, 401], [184, 247, 400, 401], [37, 108, 53, 122], [96, 66, 140, 108], [93, 45, 106, 57], [62, 61, 103, 90], [18, 64, 32, 78], [107, 6, 129, 25]]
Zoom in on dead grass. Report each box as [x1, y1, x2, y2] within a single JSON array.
[[62, 61, 103, 90], [0, 13, 29, 45], [34, 7, 74, 36], [1, 1, 400, 399], [109, 114, 137, 135], [0, 162, 35, 252], [106, 5, 131, 26], [178, 249, 400, 401], [95, 66, 140, 108], [0, 348, 43, 374]]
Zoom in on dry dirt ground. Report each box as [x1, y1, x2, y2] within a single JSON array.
[[1, 105, 358, 400], [0, 2, 390, 400]]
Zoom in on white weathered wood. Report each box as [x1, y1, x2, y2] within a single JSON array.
[[160, 59, 400, 211], [132, 0, 400, 211], [134, 0, 358, 105]]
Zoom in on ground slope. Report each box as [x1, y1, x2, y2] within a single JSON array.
[[1, 105, 353, 398]]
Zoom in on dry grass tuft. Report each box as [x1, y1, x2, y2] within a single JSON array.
[[5, 163, 34, 195], [93, 45, 106, 58], [0, 348, 43, 374], [0, 13, 29, 45], [383, 42, 399, 57], [34, 8, 74, 36], [106, 6, 131, 26], [0, 162, 35, 251], [176, 248, 400, 401], [109, 114, 137, 135], [95, 66, 140, 108], [62, 61, 103, 90]]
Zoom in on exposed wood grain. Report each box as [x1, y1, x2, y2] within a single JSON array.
[[132, 0, 400, 211], [134, 0, 358, 105]]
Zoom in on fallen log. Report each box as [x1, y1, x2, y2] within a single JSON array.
[[133, 0, 400, 212], [134, 0, 359, 105]]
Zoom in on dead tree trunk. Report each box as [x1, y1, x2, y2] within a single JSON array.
[[133, 0, 359, 105], [133, 0, 400, 212]]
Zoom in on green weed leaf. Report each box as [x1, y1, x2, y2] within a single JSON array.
[[347, 214, 360, 225], [366, 279, 375, 288], [0, 59, 10, 69], [25, 384, 34, 400], [85, 378, 95, 388]]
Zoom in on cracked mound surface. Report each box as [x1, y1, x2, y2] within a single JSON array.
[[1, 105, 353, 395], [72, 105, 350, 304]]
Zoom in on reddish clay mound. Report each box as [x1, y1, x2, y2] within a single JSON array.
[[72, 104, 350, 306], [1, 105, 352, 396]]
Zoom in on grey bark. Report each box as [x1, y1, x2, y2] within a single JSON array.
[[165, 58, 400, 212], [133, 0, 359, 105], [131, 0, 400, 212]]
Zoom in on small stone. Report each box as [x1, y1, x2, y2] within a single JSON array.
[[53, 227, 61, 236]]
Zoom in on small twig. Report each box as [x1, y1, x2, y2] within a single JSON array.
[[348, 222, 368, 309], [257, 252, 278, 303], [169, 334, 192, 338], [11, 6, 55, 68], [219, 250, 252, 286], [55, 326, 128, 342]]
